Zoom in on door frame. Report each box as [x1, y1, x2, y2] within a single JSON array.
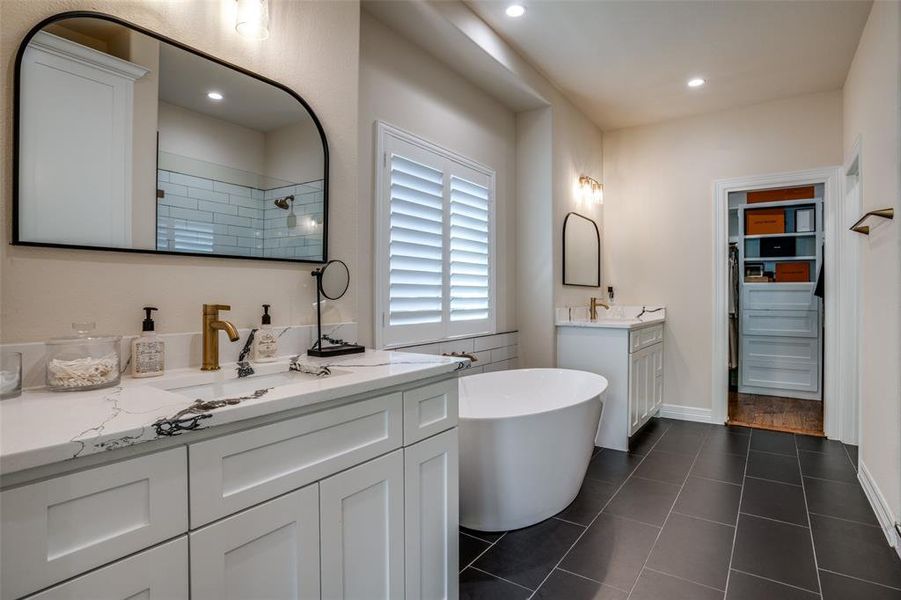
[[712, 166, 851, 440]]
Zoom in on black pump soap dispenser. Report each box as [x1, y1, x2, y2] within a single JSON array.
[[252, 304, 278, 363], [132, 307, 165, 377]]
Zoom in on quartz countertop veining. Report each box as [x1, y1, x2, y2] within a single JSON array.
[[0, 350, 467, 475], [555, 305, 666, 330]]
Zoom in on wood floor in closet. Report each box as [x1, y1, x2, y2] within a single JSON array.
[[727, 391, 824, 436]]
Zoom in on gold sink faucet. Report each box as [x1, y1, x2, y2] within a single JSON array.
[[202, 304, 240, 371], [589, 297, 610, 321]]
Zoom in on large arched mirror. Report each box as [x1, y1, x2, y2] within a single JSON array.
[[14, 11, 328, 263]]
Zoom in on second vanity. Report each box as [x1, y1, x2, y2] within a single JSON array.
[[0, 350, 465, 600], [556, 305, 666, 451]]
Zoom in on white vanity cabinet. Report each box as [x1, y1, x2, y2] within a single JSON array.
[[1, 377, 459, 600], [557, 320, 665, 451]]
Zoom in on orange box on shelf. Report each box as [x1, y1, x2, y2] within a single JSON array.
[[775, 262, 810, 282], [745, 208, 786, 235], [747, 186, 815, 204]]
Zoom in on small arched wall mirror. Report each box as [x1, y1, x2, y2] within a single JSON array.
[[563, 212, 601, 287], [13, 11, 328, 263]]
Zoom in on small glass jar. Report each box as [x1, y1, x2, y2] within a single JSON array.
[[46, 323, 122, 392], [1, 352, 22, 399]]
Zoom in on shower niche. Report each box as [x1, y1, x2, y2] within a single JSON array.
[[13, 12, 329, 263]]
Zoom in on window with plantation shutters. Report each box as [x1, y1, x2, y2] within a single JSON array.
[[376, 123, 495, 348]]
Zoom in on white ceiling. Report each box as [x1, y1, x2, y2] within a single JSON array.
[[158, 43, 309, 132], [467, 0, 872, 130]]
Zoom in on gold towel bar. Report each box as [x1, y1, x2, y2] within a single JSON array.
[[850, 208, 894, 235]]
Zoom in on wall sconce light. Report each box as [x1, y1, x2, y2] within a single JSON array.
[[235, 0, 270, 40], [579, 175, 604, 204]]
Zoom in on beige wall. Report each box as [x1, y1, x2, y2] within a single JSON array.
[[158, 101, 266, 175], [0, 0, 360, 342], [357, 10, 517, 347], [553, 100, 604, 309], [603, 90, 843, 411], [264, 119, 326, 185], [843, 0, 901, 527]]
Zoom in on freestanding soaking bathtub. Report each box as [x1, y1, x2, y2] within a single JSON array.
[[458, 368, 608, 531]]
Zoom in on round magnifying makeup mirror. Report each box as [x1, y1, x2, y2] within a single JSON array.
[[319, 260, 350, 300], [308, 260, 364, 357]]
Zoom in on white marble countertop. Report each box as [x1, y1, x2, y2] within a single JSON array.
[[0, 350, 466, 476], [555, 305, 666, 331]]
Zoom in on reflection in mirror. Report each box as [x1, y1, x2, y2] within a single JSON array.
[[563, 212, 601, 287], [319, 259, 350, 300], [16, 14, 327, 262]]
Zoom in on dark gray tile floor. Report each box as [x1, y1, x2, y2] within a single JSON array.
[[459, 418, 901, 599]]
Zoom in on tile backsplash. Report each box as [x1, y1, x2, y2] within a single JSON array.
[[395, 331, 519, 375]]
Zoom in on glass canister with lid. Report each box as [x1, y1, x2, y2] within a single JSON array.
[[46, 323, 122, 392]]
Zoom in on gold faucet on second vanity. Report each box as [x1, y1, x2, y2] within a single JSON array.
[[202, 304, 240, 371], [589, 297, 610, 321]]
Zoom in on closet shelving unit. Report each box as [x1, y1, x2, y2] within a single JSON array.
[[731, 186, 824, 401]]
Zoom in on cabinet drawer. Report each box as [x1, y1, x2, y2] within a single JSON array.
[[742, 284, 817, 310], [25, 537, 188, 600], [1, 448, 188, 600], [742, 310, 819, 338], [742, 335, 818, 365], [629, 325, 664, 353], [189, 393, 403, 527], [403, 380, 458, 445], [741, 360, 819, 392]]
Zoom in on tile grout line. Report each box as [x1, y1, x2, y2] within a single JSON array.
[[554, 567, 631, 593], [671, 509, 737, 528], [817, 567, 901, 592], [460, 531, 507, 573], [739, 511, 810, 530], [730, 568, 823, 596], [795, 432, 825, 596], [624, 426, 713, 599], [840, 442, 857, 472], [806, 511, 881, 529], [642, 565, 726, 593], [524, 422, 675, 599], [468, 566, 535, 593], [722, 426, 752, 598]]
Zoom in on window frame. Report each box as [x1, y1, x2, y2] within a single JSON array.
[[374, 121, 497, 349]]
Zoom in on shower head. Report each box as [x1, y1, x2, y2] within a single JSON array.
[[273, 195, 295, 210]]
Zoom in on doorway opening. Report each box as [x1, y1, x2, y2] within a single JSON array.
[[727, 183, 825, 435], [713, 167, 851, 440]]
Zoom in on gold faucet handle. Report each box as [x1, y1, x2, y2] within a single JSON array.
[[203, 303, 231, 314]]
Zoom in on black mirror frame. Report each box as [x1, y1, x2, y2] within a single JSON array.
[[562, 211, 601, 288], [11, 10, 330, 265]]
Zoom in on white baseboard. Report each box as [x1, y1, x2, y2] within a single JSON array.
[[658, 404, 716, 424], [858, 460, 901, 558]]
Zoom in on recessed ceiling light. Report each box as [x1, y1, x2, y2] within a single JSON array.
[[687, 78, 706, 88], [207, 91, 224, 101], [505, 4, 526, 17]]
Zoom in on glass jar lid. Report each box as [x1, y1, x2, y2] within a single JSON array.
[[46, 322, 122, 345]]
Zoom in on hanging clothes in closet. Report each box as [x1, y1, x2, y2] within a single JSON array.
[[729, 244, 740, 370]]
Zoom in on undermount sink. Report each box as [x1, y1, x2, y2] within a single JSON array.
[[165, 368, 347, 402]]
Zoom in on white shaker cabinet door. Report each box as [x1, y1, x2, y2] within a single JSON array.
[[404, 429, 459, 600], [320, 450, 404, 600], [190, 484, 320, 600], [25, 537, 188, 600]]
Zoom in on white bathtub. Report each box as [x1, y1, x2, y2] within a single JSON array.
[[458, 368, 608, 531]]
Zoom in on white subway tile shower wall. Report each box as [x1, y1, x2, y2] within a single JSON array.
[[263, 182, 324, 260], [156, 170, 324, 259], [395, 331, 519, 376]]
